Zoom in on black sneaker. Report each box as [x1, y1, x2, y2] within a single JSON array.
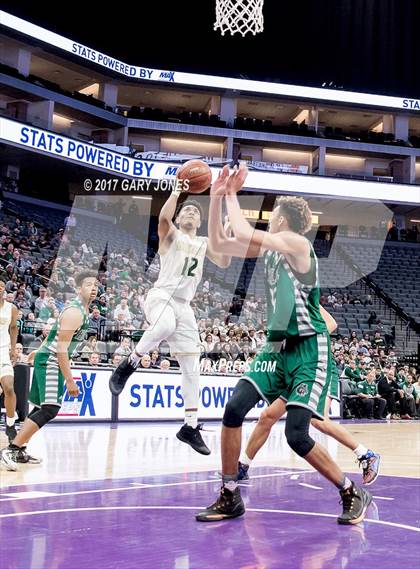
[[19, 446, 42, 464], [109, 356, 138, 396], [196, 486, 245, 521], [5, 424, 17, 443], [237, 461, 250, 480], [337, 482, 372, 525], [176, 424, 211, 455]]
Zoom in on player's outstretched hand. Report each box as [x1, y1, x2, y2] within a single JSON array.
[[211, 164, 230, 196], [225, 163, 248, 195]]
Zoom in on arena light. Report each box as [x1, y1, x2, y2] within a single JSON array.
[[1, 10, 419, 113]]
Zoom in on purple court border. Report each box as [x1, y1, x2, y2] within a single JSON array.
[[1, 466, 419, 569]]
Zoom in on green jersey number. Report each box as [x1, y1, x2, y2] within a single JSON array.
[[181, 256, 198, 277]]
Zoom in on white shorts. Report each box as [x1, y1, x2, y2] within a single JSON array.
[[144, 289, 201, 356], [0, 348, 13, 379]]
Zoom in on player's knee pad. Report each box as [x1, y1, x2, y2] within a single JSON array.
[[28, 404, 59, 428], [223, 396, 247, 428], [285, 406, 315, 457], [222, 379, 261, 428]]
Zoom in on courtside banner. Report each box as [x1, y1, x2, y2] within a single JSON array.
[[119, 371, 265, 420], [117, 371, 341, 420], [29, 367, 113, 420], [28, 367, 340, 420], [1, 117, 419, 203], [1, 10, 419, 112]]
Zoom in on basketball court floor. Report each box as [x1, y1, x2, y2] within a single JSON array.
[[1, 419, 419, 568]]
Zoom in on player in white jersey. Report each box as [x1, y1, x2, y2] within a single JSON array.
[[0, 277, 19, 442], [109, 185, 232, 454]]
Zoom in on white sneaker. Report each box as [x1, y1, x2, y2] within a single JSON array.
[[0, 448, 18, 471]]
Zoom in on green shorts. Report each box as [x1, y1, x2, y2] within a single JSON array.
[[29, 350, 64, 408], [243, 333, 331, 420], [328, 361, 340, 402]]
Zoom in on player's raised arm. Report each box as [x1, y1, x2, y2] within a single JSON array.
[[207, 166, 263, 260], [224, 164, 310, 262], [158, 183, 186, 244], [56, 307, 82, 397]]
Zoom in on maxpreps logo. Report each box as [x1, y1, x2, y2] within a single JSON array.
[[159, 71, 175, 82], [60, 372, 96, 417]]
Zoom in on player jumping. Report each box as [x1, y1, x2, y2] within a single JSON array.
[[109, 184, 232, 455]]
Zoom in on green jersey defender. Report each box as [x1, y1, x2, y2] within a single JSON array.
[[30, 298, 89, 408], [243, 245, 332, 420]]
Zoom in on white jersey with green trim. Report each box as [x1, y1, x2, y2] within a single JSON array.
[[0, 301, 12, 352], [153, 230, 208, 303]]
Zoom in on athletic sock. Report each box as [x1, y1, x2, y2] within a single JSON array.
[[239, 451, 253, 466], [6, 416, 15, 427], [222, 475, 238, 492], [129, 351, 141, 366], [353, 444, 369, 459], [185, 411, 198, 429], [337, 476, 352, 491]]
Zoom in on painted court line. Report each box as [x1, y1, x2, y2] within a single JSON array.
[[0, 470, 313, 502], [298, 483, 323, 490], [372, 496, 394, 501], [1, 491, 58, 499], [0, 505, 418, 533]]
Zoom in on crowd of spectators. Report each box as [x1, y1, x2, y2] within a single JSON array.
[[1, 203, 418, 414], [340, 349, 419, 420]]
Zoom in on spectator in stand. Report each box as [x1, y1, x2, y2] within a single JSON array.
[[372, 330, 385, 350], [114, 298, 132, 322], [150, 349, 161, 369], [255, 330, 266, 350], [344, 360, 362, 382], [31, 323, 52, 348], [114, 337, 132, 357], [15, 343, 28, 364], [88, 306, 106, 337], [357, 369, 387, 419], [22, 312, 37, 334], [201, 333, 215, 359], [357, 360, 368, 379], [327, 292, 337, 306], [34, 286, 48, 316], [111, 353, 122, 367], [160, 359, 171, 371], [377, 368, 409, 419], [401, 374, 418, 418], [80, 335, 98, 361], [139, 354, 151, 369], [341, 375, 362, 418], [88, 352, 101, 367]]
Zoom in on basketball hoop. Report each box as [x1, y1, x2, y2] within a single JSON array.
[[214, 0, 264, 36]]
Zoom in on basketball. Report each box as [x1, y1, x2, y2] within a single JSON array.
[[177, 159, 212, 194]]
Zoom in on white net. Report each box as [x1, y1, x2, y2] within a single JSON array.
[[214, 0, 264, 36]]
